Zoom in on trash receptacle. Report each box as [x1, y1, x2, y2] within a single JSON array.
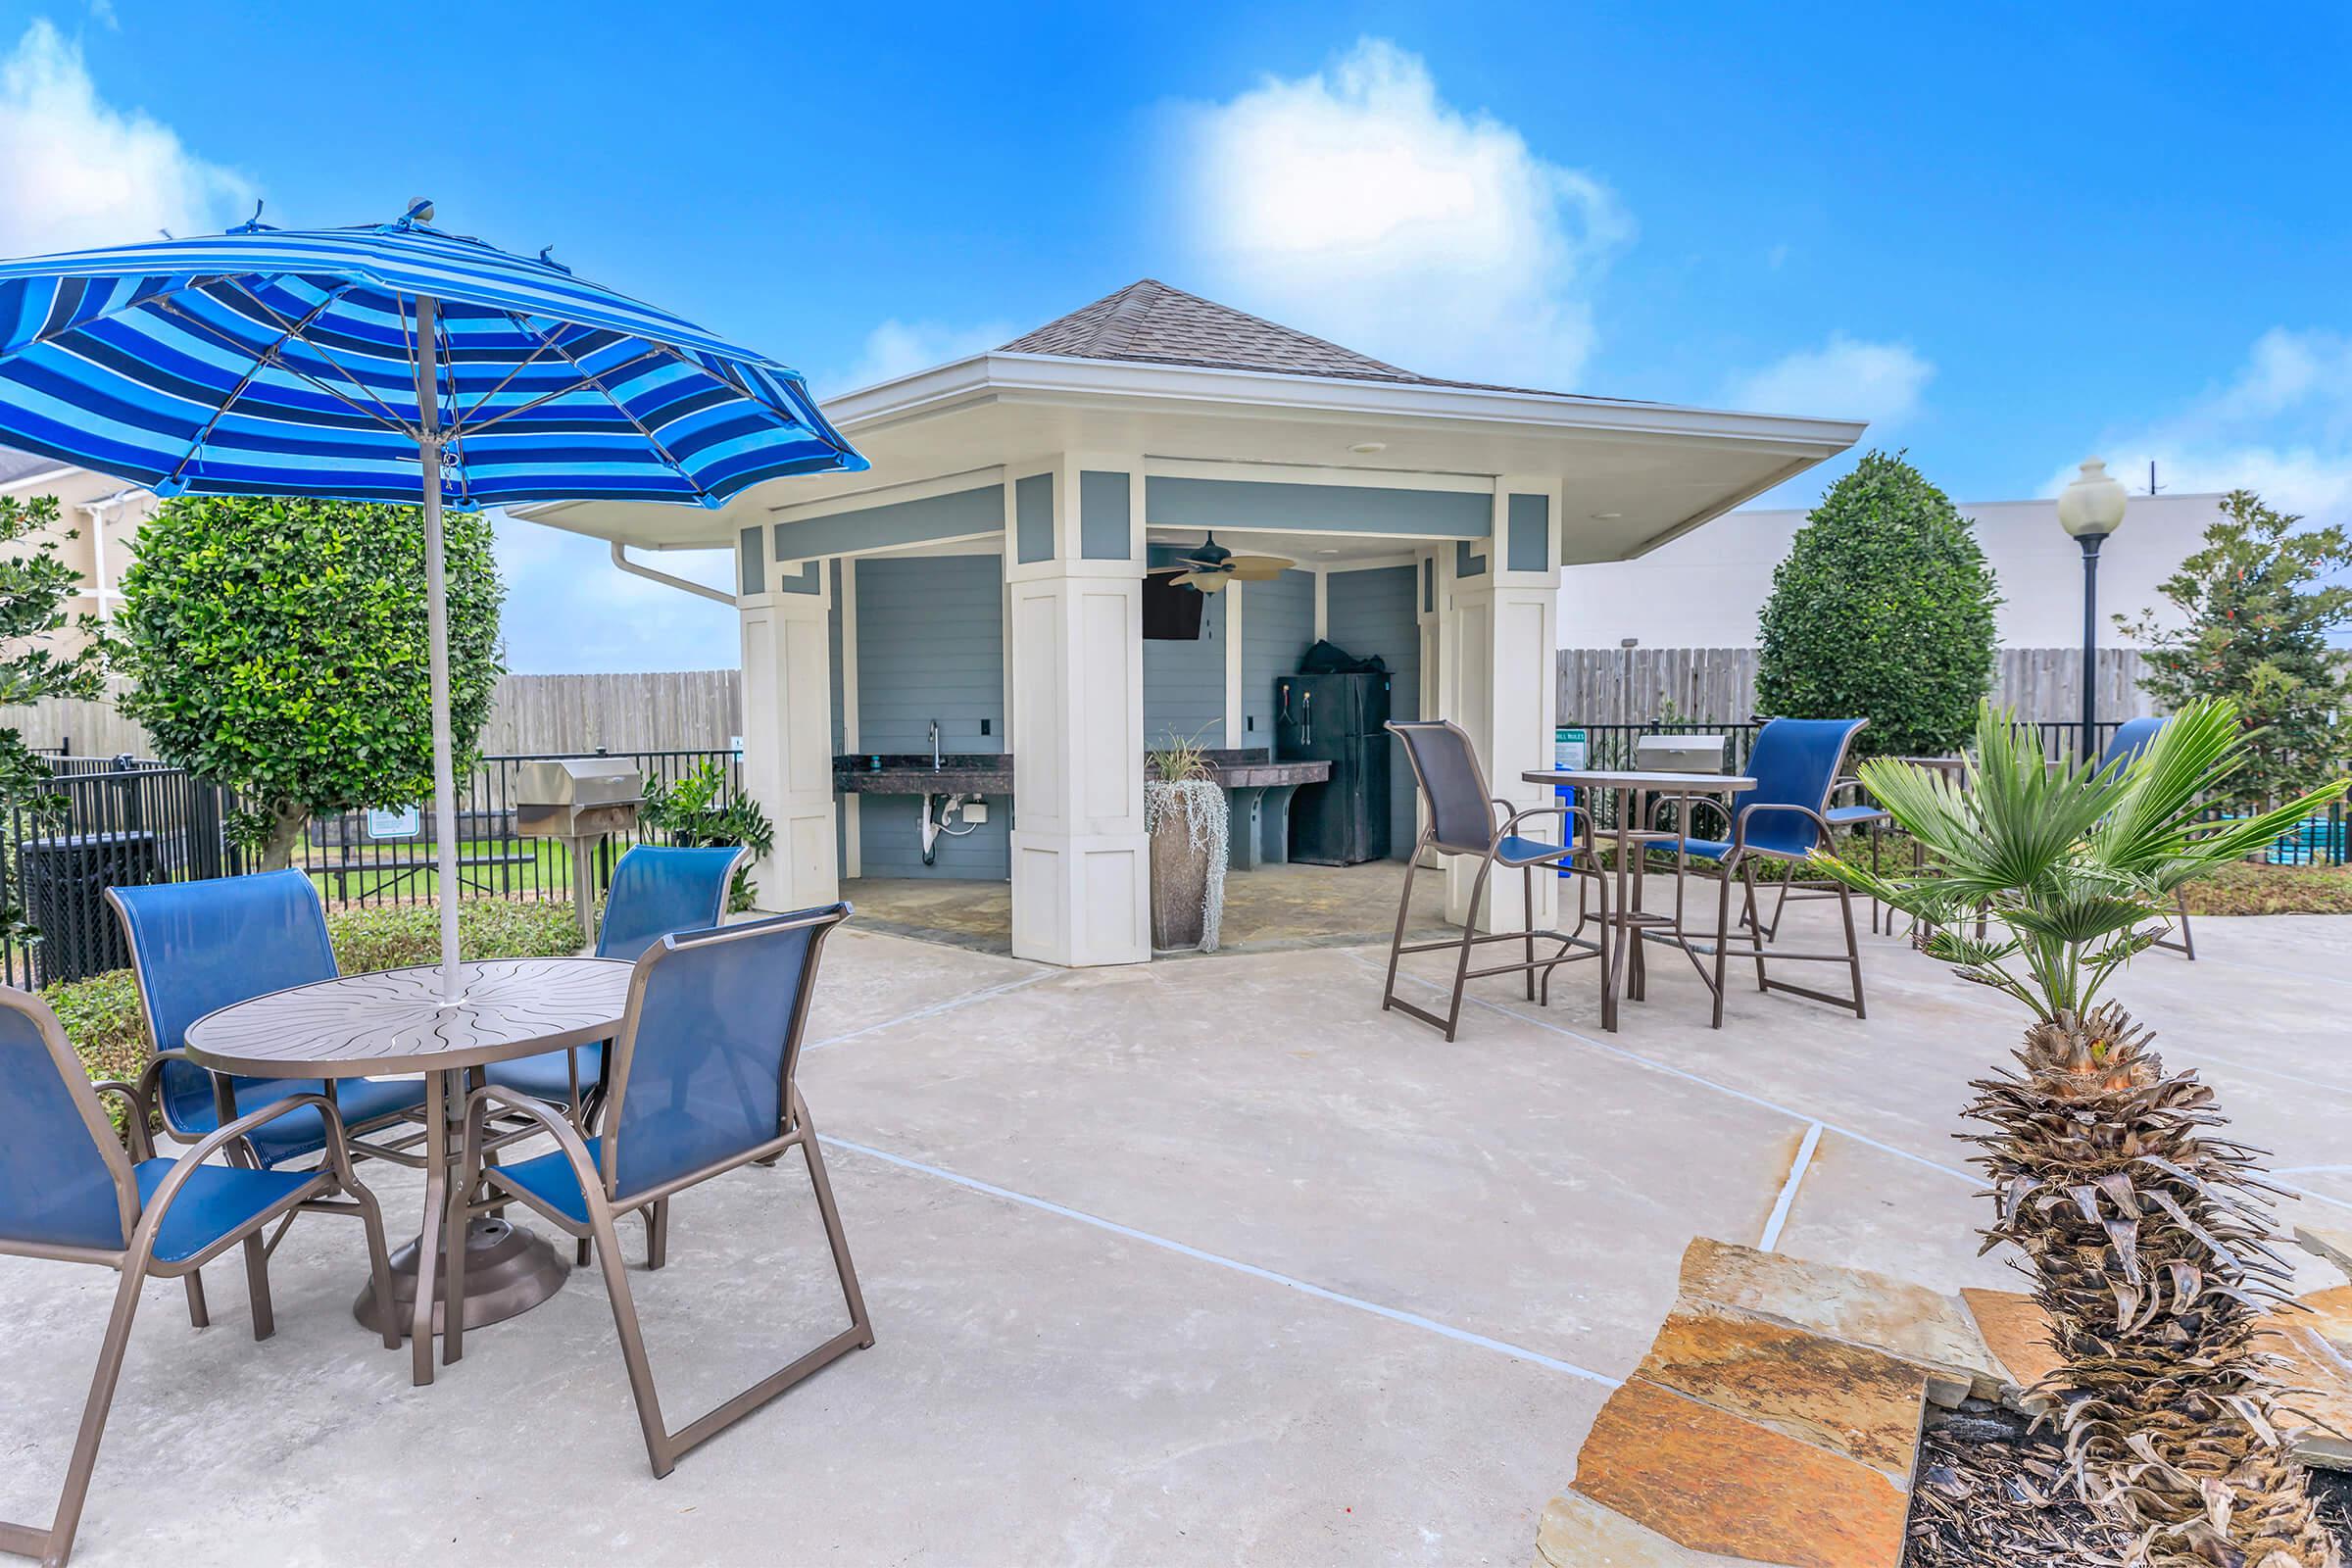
[[18, 831, 163, 985]]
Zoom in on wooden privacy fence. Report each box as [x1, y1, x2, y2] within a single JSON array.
[[1555, 647, 2157, 726], [0, 669, 746, 758]]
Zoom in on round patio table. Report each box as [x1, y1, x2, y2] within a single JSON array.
[[1521, 769, 1756, 1031], [182, 956, 634, 1388]]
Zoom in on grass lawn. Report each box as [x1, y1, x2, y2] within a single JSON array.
[[298, 834, 578, 902], [2180, 859, 2352, 917]]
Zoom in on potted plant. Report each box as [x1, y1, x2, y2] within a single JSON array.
[[1817, 700, 2350, 1565], [1145, 732, 1226, 953]]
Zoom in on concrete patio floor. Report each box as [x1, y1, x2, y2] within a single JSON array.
[[6, 900, 2351, 1565]]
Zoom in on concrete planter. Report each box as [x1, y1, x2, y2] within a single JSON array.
[[1146, 778, 1226, 952]]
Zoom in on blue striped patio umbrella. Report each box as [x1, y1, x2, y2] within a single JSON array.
[[0, 200, 864, 997]]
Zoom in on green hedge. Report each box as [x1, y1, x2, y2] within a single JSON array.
[[42, 898, 585, 1085]]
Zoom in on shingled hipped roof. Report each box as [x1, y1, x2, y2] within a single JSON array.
[[999, 279, 1426, 384]]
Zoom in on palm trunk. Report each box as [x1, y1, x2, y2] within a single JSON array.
[[1973, 1002, 2335, 1567]]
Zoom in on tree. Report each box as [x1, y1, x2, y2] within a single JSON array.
[[115, 495, 503, 870], [0, 493, 109, 939], [1819, 704, 2349, 1566], [1755, 451, 2001, 757], [2120, 489, 2351, 808]]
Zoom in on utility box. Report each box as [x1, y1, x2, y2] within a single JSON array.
[[21, 831, 164, 985]]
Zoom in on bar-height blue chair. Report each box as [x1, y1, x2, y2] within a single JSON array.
[[1671, 717, 1870, 1028], [449, 905, 870, 1478], [0, 984, 398, 1568], [1381, 719, 1609, 1041], [2099, 717, 2196, 959], [485, 844, 745, 1115]]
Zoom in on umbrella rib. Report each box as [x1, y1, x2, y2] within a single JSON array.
[[160, 283, 357, 486], [503, 315, 701, 491], [226, 279, 417, 437], [451, 325, 562, 427], [453, 346, 668, 434], [159, 299, 415, 439]]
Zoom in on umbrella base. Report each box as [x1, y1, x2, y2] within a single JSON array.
[[353, 1216, 570, 1338]]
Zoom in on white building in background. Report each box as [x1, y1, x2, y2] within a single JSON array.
[[1556, 490, 2226, 650], [0, 448, 156, 656]]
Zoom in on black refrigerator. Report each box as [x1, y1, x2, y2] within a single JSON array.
[[1274, 671, 1392, 864]]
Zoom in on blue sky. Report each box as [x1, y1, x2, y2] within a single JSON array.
[[3, 2, 2347, 668]]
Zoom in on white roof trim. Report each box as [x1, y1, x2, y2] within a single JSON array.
[[825, 351, 1867, 453]]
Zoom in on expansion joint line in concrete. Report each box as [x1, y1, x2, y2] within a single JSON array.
[[818, 1133, 1625, 1390], [805, 970, 1054, 1053]]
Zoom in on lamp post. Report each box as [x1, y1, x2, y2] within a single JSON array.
[[2057, 458, 2129, 762]]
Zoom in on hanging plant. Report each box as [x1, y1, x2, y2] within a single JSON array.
[[1145, 731, 1226, 952]]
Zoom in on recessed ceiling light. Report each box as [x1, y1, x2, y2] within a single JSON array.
[[1592, 511, 1624, 520], [1317, 548, 1341, 556], [1348, 441, 1387, 455]]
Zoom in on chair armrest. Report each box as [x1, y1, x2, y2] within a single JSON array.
[[90, 1077, 156, 1159], [133, 1092, 350, 1243], [463, 1084, 608, 1202], [1498, 802, 1600, 849], [1728, 800, 1838, 856]]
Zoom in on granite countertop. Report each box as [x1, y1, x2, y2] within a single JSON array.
[[833, 753, 1014, 795]]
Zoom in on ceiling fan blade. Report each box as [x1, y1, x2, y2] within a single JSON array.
[[1147, 564, 1191, 576], [1223, 558, 1294, 580]]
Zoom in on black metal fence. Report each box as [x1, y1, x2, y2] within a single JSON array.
[[1553, 717, 2349, 867], [2, 747, 744, 988]]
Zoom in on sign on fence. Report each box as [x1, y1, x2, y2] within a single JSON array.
[[365, 806, 421, 840]]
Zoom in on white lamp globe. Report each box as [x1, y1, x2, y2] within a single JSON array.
[[2058, 458, 2129, 539]]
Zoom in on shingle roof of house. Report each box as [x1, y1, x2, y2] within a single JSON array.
[[0, 446, 63, 486], [999, 279, 1423, 384]]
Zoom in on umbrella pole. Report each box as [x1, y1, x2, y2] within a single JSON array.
[[416, 294, 464, 1004]]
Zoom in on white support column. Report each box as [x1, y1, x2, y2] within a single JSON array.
[[1005, 453, 1151, 965], [737, 564, 840, 913], [1438, 479, 1563, 932]]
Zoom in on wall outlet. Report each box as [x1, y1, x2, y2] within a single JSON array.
[[959, 801, 989, 823]]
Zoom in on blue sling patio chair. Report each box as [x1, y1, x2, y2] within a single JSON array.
[[447, 904, 871, 1477], [1380, 719, 1610, 1041], [108, 870, 427, 1325], [2099, 717, 2197, 959], [1669, 716, 1871, 1028], [486, 844, 746, 1115], [0, 984, 398, 1568]]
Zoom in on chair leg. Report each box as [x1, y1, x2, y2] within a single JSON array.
[[1380, 840, 1427, 1014], [348, 1175, 402, 1353], [239, 1233, 274, 1343], [1740, 863, 1769, 992], [1711, 866, 1734, 1030], [796, 1102, 874, 1348], [20, 1254, 148, 1568], [587, 1198, 676, 1478], [181, 1272, 209, 1331], [1838, 882, 1868, 1021], [575, 1237, 592, 1267], [1443, 857, 1497, 1042], [1521, 864, 1536, 1001], [646, 1199, 669, 1271]]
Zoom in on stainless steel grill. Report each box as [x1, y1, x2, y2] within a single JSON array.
[[514, 759, 644, 840]]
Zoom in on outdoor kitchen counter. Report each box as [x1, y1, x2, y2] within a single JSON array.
[[827, 753, 1329, 870], [833, 754, 1014, 795]]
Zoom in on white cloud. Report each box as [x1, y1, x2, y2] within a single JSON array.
[[2051, 328, 2352, 520], [1174, 37, 1631, 388], [0, 19, 253, 255], [826, 318, 1014, 397], [1723, 333, 1935, 425]]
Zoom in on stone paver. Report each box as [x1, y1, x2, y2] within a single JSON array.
[[1535, 1490, 1757, 1568], [1958, 1286, 2061, 1408], [1632, 1299, 1929, 1485], [1677, 1238, 2005, 1405], [1573, 1377, 1910, 1567]]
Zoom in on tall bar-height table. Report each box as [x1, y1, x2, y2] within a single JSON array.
[[1521, 768, 1756, 1031]]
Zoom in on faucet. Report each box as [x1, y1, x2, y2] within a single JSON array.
[[930, 718, 942, 771]]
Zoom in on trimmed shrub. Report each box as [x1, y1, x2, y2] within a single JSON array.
[[42, 897, 585, 1085], [1755, 451, 2001, 758]]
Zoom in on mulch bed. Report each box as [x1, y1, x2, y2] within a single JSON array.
[[1905, 1401, 2352, 1564]]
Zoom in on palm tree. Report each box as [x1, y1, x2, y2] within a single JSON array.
[[1816, 700, 2349, 1567]]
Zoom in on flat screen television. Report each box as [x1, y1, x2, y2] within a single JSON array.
[[1142, 572, 1205, 640]]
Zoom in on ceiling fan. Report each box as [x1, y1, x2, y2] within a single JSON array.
[[1148, 533, 1294, 594]]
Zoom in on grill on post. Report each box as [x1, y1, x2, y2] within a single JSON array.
[[514, 759, 644, 946]]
